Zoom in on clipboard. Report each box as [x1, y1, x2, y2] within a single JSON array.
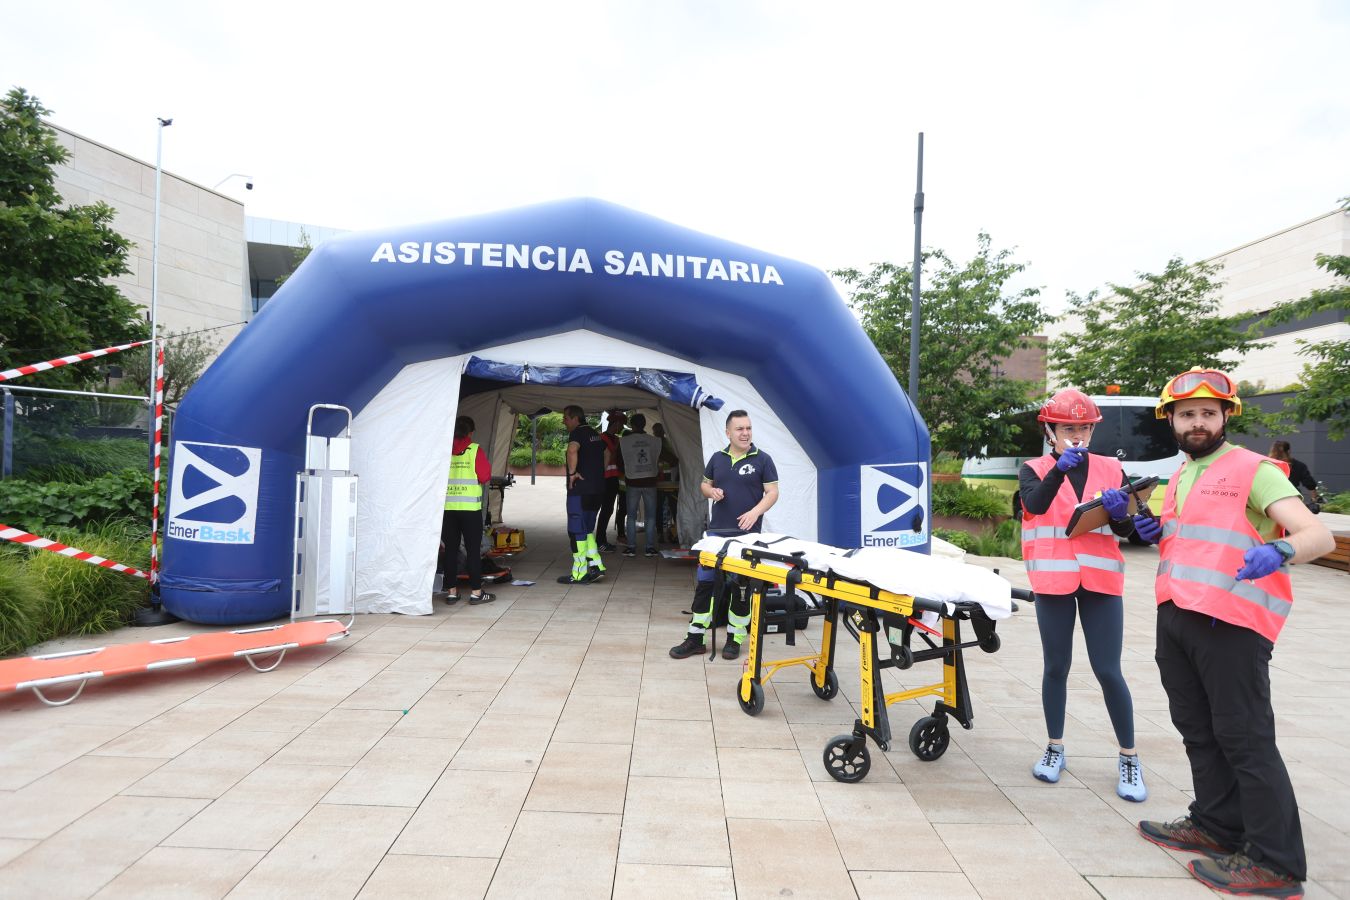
[[1065, 475, 1160, 538]]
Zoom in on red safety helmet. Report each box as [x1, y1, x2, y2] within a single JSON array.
[[1038, 389, 1102, 424]]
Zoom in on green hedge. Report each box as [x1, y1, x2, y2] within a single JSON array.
[[931, 479, 1008, 519], [1321, 491, 1350, 514], [508, 446, 566, 467], [0, 467, 152, 533]]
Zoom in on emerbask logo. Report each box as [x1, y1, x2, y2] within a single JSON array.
[[859, 462, 928, 548], [168, 441, 262, 544]]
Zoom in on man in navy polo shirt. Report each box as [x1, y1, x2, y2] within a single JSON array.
[[670, 409, 779, 661]]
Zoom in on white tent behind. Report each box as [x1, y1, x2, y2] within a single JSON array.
[[349, 330, 816, 615]]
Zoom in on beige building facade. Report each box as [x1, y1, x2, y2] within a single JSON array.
[[50, 123, 249, 346]]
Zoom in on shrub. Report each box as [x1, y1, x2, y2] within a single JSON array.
[[932, 480, 1008, 519], [931, 454, 965, 475], [507, 446, 567, 467], [1321, 491, 1350, 514], [13, 436, 146, 481], [0, 554, 46, 658], [0, 467, 152, 532], [932, 528, 976, 552], [26, 519, 150, 638]]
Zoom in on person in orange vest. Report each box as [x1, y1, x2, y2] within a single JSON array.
[[595, 410, 627, 551], [1134, 368, 1332, 899], [1020, 388, 1145, 800]]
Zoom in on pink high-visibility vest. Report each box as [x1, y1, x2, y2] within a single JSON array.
[[1021, 453, 1126, 596], [1156, 447, 1293, 643]]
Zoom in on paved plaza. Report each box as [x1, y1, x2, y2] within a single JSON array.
[[1, 477, 1346, 899]]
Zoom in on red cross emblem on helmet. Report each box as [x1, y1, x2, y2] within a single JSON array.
[[1038, 389, 1103, 424]]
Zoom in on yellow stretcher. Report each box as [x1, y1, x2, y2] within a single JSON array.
[[699, 543, 1026, 784]]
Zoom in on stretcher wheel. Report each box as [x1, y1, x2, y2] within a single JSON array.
[[823, 735, 871, 783], [811, 669, 839, 700], [893, 645, 915, 670], [979, 632, 1001, 653], [908, 715, 950, 761], [737, 681, 765, 716]]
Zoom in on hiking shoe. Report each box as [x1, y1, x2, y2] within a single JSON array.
[[1117, 754, 1147, 802], [468, 591, 495, 605], [1032, 743, 1066, 783], [722, 639, 742, 661], [1188, 851, 1303, 898], [644, 547, 659, 558], [622, 547, 636, 557], [669, 636, 706, 659], [598, 542, 616, 553], [1137, 817, 1234, 857]]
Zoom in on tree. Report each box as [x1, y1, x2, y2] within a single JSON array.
[[836, 233, 1054, 457], [1255, 197, 1350, 439], [1050, 257, 1266, 397], [273, 227, 313, 286], [121, 328, 220, 407], [0, 87, 147, 389]]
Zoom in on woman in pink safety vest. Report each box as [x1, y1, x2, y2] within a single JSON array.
[[1019, 388, 1146, 801]]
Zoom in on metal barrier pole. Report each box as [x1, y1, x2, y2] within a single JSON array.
[[2, 388, 12, 479]]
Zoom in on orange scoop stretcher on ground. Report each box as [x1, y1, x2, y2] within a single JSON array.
[[0, 619, 349, 707]]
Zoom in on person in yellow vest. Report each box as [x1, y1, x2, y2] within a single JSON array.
[[439, 415, 494, 605], [1020, 388, 1145, 801], [1134, 368, 1332, 899]]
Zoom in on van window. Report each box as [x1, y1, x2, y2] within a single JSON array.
[[1091, 405, 1175, 463], [985, 409, 1044, 458]]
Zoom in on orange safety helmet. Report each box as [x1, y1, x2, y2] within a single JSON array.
[[1038, 388, 1102, 424], [1155, 367, 1243, 419]]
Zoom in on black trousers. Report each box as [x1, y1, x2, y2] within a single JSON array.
[[595, 477, 625, 543], [438, 508, 483, 590], [1156, 600, 1305, 881]]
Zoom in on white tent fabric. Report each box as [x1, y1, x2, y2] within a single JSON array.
[[348, 329, 817, 616]]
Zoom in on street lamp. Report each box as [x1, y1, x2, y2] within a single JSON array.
[[135, 116, 177, 627]]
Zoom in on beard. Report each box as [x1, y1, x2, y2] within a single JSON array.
[[1174, 424, 1225, 458]]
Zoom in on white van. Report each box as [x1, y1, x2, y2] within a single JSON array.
[[961, 395, 1184, 518]]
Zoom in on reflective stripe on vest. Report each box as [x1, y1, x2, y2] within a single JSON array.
[[1020, 452, 1126, 595], [1155, 446, 1293, 642], [445, 443, 483, 510]]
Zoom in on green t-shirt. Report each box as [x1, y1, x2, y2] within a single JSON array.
[[1172, 443, 1299, 541]]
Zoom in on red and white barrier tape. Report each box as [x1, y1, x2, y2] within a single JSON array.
[[0, 339, 152, 383], [0, 524, 149, 579], [149, 343, 164, 584]]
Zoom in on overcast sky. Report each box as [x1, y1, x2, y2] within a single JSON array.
[[4, 0, 1346, 313]]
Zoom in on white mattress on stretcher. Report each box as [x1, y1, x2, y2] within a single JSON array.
[[691, 533, 1014, 621]]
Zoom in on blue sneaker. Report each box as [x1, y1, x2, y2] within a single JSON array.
[[1117, 754, 1147, 802], [1032, 743, 1066, 783]]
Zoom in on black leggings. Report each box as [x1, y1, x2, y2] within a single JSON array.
[[1036, 588, 1135, 748], [595, 477, 624, 542], [439, 508, 483, 590]]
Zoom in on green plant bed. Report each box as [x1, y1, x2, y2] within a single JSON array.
[[1321, 491, 1350, 514], [932, 520, 1023, 560], [0, 519, 150, 658], [0, 467, 152, 533], [932, 479, 1008, 519]]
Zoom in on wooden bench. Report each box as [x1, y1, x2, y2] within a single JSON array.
[[1312, 532, 1350, 572]]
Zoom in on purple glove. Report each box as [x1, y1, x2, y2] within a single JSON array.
[[1132, 514, 1161, 544], [1235, 543, 1285, 581], [1056, 445, 1087, 473], [1101, 488, 1128, 520]]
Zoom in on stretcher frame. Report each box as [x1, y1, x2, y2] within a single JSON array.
[[699, 544, 1007, 784]]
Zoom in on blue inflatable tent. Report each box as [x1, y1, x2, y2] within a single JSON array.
[[161, 199, 930, 624]]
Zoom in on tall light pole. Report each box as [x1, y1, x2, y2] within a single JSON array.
[[908, 132, 925, 403], [149, 116, 172, 436], [134, 116, 177, 627]]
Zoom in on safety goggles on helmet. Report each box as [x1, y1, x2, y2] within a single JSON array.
[[1165, 369, 1237, 400], [1155, 367, 1242, 418]]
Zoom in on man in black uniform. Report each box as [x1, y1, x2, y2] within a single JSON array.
[[669, 409, 779, 660], [558, 405, 609, 585]]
